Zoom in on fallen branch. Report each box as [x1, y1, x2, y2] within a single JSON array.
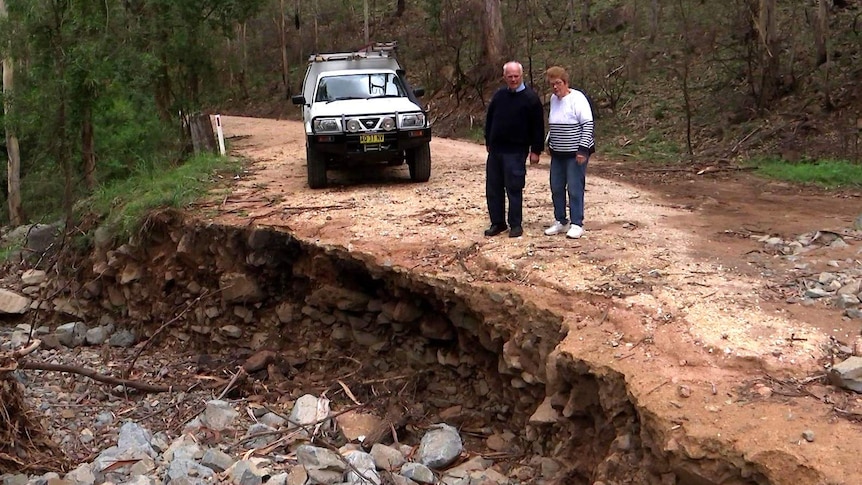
[[22, 361, 175, 393]]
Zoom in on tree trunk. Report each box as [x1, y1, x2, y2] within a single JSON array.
[[396, 0, 405, 17], [814, 0, 828, 67], [649, 0, 661, 42], [81, 100, 96, 190], [481, 0, 506, 68], [0, 0, 24, 225], [581, 0, 592, 32], [757, 0, 779, 107], [280, 0, 290, 95]]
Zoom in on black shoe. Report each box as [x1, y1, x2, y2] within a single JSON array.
[[508, 226, 523, 238], [484, 224, 507, 237]]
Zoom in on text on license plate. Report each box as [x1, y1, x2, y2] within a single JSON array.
[[359, 134, 384, 144]]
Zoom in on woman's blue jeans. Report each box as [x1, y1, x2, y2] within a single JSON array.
[[549, 153, 588, 226]]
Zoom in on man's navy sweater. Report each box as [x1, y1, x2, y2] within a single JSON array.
[[484, 85, 545, 155]]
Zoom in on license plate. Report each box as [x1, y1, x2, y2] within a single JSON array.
[[359, 134, 384, 144]]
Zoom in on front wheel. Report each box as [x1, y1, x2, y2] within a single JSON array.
[[306, 146, 327, 189], [407, 143, 431, 182]]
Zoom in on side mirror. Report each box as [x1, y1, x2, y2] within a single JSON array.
[[291, 95, 306, 105], [413, 87, 425, 98]]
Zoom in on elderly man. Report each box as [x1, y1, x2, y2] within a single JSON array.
[[483, 61, 545, 238]]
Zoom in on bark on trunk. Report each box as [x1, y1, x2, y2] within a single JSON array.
[[757, 0, 779, 106], [814, 0, 828, 67], [0, 0, 24, 225], [481, 0, 506, 68], [280, 0, 290, 95], [81, 101, 96, 190]]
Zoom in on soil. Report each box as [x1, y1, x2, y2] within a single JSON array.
[[211, 115, 862, 483]]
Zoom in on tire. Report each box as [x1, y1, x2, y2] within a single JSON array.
[[306, 146, 327, 189], [407, 143, 431, 182]]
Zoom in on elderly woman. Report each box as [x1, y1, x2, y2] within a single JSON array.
[[543, 66, 595, 239]]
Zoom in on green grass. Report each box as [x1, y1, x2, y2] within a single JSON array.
[[751, 157, 862, 188], [81, 153, 241, 239]]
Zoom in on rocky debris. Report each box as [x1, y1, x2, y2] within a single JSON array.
[[755, 229, 862, 318]]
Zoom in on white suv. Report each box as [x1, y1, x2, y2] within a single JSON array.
[[291, 43, 432, 188]]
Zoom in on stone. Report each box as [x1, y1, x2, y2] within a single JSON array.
[[486, 433, 512, 452], [21, 269, 47, 286], [201, 448, 235, 472], [370, 444, 405, 471], [245, 423, 277, 448], [201, 400, 239, 431], [0, 289, 30, 314], [275, 302, 294, 324], [166, 459, 214, 482], [420, 315, 455, 340], [220, 325, 243, 338], [528, 397, 560, 424], [306, 285, 369, 312], [120, 263, 143, 284], [400, 463, 435, 484], [344, 450, 380, 485], [287, 466, 308, 485], [85, 326, 110, 346], [109, 329, 136, 348], [259, 412, 287, 429], [117, 421, 156, 457], [24, 223, 61, 253], [296, 445, 346, 473], [64, 463, 96, 485], [220, 272, 264, 304], [226, 459, 267, 485], [828, 356, 862, 393], [335, 411, 383, 442], [55, 322, 87, 347], [804, 287, 830, 299], [289, 395, 326, 430], [802, 430, 815, 442], [837, 280, 862, 296], [416, 423, 462, 469], [392, 299, 423, 322], [834, 293, 860, 309]]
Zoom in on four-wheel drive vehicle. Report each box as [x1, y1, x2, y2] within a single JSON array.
[[291, 42, 432, 188]]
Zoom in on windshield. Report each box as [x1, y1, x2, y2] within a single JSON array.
[[315, 73, 407, 102]]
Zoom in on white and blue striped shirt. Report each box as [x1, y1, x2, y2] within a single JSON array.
[[548, 89, 594, 155]]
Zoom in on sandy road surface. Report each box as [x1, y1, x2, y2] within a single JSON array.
[[212, 115, 862, 483]]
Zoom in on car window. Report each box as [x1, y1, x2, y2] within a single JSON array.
[[315, 74, 406, 102]]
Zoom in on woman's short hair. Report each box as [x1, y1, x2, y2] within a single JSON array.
[[545, 66, 569, 83]]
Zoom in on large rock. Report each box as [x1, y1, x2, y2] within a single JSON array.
[[416, 423, 462, 469], [55, 322, 88, 347], [0, 289, 30, 314], [829, 356, 862, 393], [220, 272, 264, 303]]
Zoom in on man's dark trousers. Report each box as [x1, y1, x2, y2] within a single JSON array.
[[486, 150, 528, 229]]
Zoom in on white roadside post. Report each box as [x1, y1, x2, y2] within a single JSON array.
[[215, 114, 226, 156]]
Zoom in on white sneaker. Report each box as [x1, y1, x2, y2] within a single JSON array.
[[544, 221, 570, 236], [566, 225, 584, 239]]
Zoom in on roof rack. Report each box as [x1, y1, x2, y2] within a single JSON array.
[[308, 41, 398, 63]]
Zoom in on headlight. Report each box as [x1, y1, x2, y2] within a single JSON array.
[[313, 118, 341, 133], [381, 117, 396, 131], [346, 119, 362, 132], [399, 113, 425, 128]]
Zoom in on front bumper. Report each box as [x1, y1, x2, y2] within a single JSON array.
[[308, 128, 432, 162]]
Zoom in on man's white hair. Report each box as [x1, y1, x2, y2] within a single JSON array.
[[502, 61, 523, 75]]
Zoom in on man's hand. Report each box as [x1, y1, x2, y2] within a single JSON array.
[[576, 153, 588, 165], [529, 152, 540, 165]]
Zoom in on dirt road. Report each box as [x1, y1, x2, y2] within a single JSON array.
[[216, 116, 862, 483]]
